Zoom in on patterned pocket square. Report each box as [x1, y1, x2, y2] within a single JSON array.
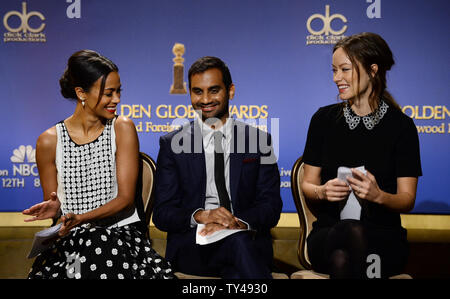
[[242, 157, 258, 163]]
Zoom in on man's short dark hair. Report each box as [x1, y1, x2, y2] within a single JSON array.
[[188, 56, 233, 91]]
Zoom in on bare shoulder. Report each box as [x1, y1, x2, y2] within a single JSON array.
[[114, 116, 138, 149], [36, 126, 57, 152], [114, 116, 137, 133]]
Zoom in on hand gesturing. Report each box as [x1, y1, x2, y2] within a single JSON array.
[[22, 192, 61, 222]]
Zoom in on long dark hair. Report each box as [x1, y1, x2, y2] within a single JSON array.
[[333, 32, 401, 111], [59, 50, 118, 104]]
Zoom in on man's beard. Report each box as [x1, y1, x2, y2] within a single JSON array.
[[201, 102, 229, 122]]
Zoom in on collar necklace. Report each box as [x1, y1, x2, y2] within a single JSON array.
[[343, 100, 388, 130]]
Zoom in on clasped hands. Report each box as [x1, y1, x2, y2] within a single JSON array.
[[320, 169, 384, 204], [194, 207, 247, 236], [22, 192, 82, 237]]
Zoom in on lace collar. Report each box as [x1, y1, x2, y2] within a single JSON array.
[[343, 100, 388, 130]]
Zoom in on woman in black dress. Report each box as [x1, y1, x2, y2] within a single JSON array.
[[301, 32, 422, 278], [22, 50, 174, 279]]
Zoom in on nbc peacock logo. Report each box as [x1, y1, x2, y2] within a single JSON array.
[[10, 145, 38, 177], [10, 145, 35, 163], [1, 145, 39, 188]]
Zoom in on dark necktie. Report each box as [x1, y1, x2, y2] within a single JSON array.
[[213, 131, 231, 211]]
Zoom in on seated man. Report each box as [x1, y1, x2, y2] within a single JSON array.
[[153, 56, 282, 279]]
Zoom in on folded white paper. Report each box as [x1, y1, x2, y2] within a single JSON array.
[[196, 224, 246, 245], [338, 166, 366, 220], [27, 223, 62, 258]]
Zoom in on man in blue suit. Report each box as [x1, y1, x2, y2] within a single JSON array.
[[153, 56, 282, 279]]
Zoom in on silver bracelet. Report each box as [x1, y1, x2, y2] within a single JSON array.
[[314, 186, 322, 200]]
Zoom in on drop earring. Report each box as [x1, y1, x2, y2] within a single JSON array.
[[80, 98, 85, 107]]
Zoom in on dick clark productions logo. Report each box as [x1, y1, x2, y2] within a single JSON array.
[[3, 2, 46, 42], [306, 5, 347, 45]]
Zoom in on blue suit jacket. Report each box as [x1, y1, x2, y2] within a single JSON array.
[[153, 120, 282, 264]]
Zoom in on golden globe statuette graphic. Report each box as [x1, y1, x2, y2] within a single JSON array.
[[170, 43, 187, 94]]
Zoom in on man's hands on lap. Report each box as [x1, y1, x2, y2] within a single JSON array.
[[194, 207, 247, 236]]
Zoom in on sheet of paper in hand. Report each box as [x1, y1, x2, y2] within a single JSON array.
[[338, 166, 366, 220], [27, 223, 62, 258], [196, 223, 246, 245]]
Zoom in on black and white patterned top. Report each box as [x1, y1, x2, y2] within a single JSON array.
[[56, 119, 117, 215], [55, 117, 139, 228]]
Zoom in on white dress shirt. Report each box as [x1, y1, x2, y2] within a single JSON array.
[[201, 117, 233, 212], [190, 117, 249, 229]]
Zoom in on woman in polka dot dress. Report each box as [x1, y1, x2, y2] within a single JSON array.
[[22, 50, 175, 279]]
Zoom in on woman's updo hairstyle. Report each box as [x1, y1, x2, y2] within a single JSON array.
[[59, 50, 118, 102], [333, 32, 400, 111]]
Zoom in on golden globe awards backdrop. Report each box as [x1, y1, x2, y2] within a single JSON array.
[[0, 0, 448, 213]]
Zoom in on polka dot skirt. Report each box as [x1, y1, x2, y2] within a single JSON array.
[[28, 223, 175, 279]]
